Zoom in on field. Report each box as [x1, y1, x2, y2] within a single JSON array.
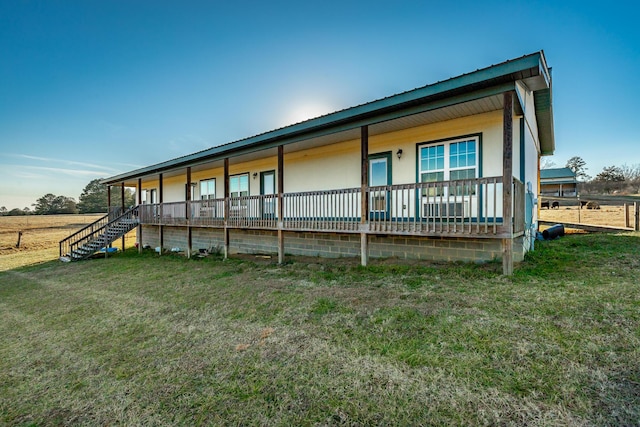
[[0, 214, 135, 271], [539, 203, 636, 229], [1, 231, 639, 425]]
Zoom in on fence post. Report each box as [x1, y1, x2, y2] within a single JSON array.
[[624, 203, 630, 228], [635, 202, 639, 231]]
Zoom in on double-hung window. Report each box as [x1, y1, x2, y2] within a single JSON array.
[[229, 173, 249, 214], [200, 179, 216, 200], [418, 136, 479, 217], [419, 136, 478, 189]]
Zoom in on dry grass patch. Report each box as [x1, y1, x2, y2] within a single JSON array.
[[539, 204, 631, 228], [0, 214, 135, 271]]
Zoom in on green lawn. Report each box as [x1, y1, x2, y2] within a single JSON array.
[[1, 233, 639, 426]]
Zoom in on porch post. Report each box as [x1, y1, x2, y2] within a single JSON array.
[[224, 158, 230, 259], [159, 173, 163, 255], [107, 185, 112, 216], [277, 145, 285, 264], [186, 167, 192, 258], [360, 125, 369, 267], [502, 91, 514, 275], [137, 178, 142, 253], [120, 183, 125, 250]]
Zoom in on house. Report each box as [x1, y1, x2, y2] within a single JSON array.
[[61, 51, 555, 275], [540, 167, 577, 197]]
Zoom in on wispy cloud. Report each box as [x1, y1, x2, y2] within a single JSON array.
[[4, 153, 121, 173], [11, 170, 47, 180], [21, 165, 107, 177]]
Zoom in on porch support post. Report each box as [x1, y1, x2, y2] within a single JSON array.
[[360, 125, 369, 267], [502, 91, 514, 275], [107, 186, 112, 218], [186, 167, 192, 258], [120, 183, 125, 250], [224, 158, 230, 259], [137, 178, 142, 253], [159, 173, 164, 255], [277, 145, 285, 264]]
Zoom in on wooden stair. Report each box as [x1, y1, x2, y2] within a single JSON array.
[[59, 206, 139, 262]]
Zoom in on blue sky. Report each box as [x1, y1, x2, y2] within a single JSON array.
[[1, 0, 638, 209]]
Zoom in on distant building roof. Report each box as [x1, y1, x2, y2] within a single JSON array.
[[540, 167, 576, 180]]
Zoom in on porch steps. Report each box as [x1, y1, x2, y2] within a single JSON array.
[[59, 207, 139, 262]]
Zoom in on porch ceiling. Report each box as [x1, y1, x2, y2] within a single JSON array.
[[282, 94, 505, 155]]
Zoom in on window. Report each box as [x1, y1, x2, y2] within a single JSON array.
[[230, 173, 249, 210], [419, 136, 478, 196], [200, 178, 216, 200]]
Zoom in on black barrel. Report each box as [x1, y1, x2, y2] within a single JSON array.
[[542, 224, 565, 240]]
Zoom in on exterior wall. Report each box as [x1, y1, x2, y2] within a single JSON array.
[[141, 225, 524, 263], [540, 183, 577, 197], [516, 81, 544, 253]]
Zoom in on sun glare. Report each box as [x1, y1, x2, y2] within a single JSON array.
[[284, 104, 333, 126]]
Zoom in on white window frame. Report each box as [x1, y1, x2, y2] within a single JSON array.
[[418, 136, 479, 184], [229, 173, 249, 213], [418, 136, 479, 218], [200, 178, 216, 201]]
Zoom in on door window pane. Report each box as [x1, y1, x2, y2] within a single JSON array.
[[370, 158, 387, 187]]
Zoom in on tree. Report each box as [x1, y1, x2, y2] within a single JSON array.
[[540, 157, 556, 169], [0, 206, 6, 215], [566, 156, 590, 181], [7, 208, 27, 216], [620, 164, 640, 193], [594, 165, 625, 194], [33, 193, 78, 214], [77, 179, 108, 213]]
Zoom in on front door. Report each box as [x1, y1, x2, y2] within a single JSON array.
[[260, 170, 276, 219], [369, 153, 391, 220]]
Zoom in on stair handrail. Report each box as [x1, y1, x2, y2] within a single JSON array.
[[60, 206, 139, 258]]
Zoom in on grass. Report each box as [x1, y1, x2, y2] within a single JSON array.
[[1, 232, 639, 425]]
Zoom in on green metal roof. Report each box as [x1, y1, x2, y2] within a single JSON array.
[[103, 51, 554, 185], [540, 167, 576, 180]]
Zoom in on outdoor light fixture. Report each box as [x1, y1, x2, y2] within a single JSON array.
[[396, 149, 403, 160], [253, 172, 258, 179]]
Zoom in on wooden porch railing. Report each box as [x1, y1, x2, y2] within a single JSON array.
[[135, 177, 521, 237], [283, 188, 361, 232], [513, 178, 525, 235]]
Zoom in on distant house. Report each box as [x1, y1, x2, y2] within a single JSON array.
[[540, 167, 577, 197], [61, 51, 555, 274]]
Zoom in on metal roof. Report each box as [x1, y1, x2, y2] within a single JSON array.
[[540, 167, 576, 180], [103, 51, 554, 185]]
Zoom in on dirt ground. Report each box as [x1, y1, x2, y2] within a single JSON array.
[[538, 204, 636, 229], [0, 214, 136, 271]]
